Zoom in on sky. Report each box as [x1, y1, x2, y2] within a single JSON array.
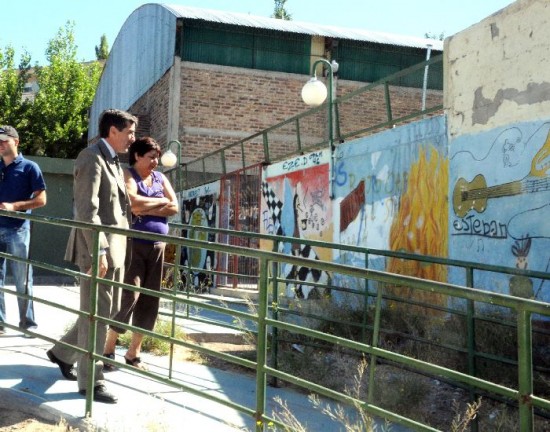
[[3, 0, 517, 66]]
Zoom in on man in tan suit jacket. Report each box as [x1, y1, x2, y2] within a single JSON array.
[[47, 109, 137, 404]]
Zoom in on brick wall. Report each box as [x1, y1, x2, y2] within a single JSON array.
[[129, 61, 443, 168], [130, 72, 171, 143]]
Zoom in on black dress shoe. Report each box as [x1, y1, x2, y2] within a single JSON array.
[[79, 385, 118, 404], [46, 349, 77, 381]]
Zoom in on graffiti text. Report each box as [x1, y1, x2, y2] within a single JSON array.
[[282, 151, 324, 172], [452, 214, 507, 239]]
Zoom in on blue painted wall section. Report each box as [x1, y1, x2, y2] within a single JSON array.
[[332, 116, 448, 304], [449, 121, 550, 302]]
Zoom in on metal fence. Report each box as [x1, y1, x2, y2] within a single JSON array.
[[2, 210, 550, 431], [217, 163, 262, 288]]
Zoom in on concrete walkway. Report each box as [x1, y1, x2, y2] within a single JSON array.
[[0, 286, 412, 432], [0, 285, 360, 431]]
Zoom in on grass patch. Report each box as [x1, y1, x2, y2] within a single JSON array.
[[117, 319, 189, 356]]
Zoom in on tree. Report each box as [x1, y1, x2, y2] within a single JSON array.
[[272, 0, 292, 20], [95, 34, 109, 60], [26, 21, 102, 158], [0, 46, 32, 133], [425, 32, 445, 41]]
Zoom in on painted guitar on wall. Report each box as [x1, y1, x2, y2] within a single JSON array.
[[453, 132, 550, 217]]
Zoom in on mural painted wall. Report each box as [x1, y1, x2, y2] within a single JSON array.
[[180, 181, 220, 291], [332, 115, 449, 309], [449, 120, 550, 302], [261, 150, 332, 299]]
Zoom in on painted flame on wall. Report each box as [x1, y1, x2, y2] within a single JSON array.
[[387, 146, 449, 311]]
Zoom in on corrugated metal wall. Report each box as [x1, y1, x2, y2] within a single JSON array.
[[89, 4, 443, 141], [88, 4, 177, 140], [336, 40, 443, 88], [181, 20, 311, 74]]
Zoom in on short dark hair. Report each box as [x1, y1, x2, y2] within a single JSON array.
[[128, 136, 161, 166], [98, 109, 138, 138]]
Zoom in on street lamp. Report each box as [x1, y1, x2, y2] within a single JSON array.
[[301, 59, 338, 198], [421, 43, 433, 113], [161, 140, 182, 191]]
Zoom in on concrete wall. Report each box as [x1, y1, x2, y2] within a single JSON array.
[[261, 150, 332, 299], [180, 182, 220, 290], [175, 1, 550, 306], [445, 0, 550, 137], [26, 156, 75, 281], [445, 0, 550, 303]]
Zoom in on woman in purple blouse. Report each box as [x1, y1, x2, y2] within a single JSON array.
[[103, 137, 178, 370]]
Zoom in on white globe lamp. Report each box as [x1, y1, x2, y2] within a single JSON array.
[[161, 149, 177, 167], [301, 77, 328, 106]]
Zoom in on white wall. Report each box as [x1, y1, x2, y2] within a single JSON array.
[[445, 0, 550, 138]]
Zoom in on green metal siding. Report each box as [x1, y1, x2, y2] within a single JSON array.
[[181, 20, 310, 74], [253, 29, 310, 73], [180, 20, 442, 88], [335, 40, 443, 89]]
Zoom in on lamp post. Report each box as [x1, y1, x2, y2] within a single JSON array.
[[301, 59, 338, 198], [421, 43, 433, 113], [161, 140, 182, 191]]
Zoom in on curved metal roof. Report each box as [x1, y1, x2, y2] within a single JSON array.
[[162, 3, 443, 51], [89, 3, 442, 139]]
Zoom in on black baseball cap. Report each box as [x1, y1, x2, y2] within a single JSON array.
[[0, 126, 19, 141]]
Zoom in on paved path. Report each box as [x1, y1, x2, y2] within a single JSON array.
[[0, 285, 355, 431]]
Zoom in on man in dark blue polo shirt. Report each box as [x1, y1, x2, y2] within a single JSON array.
[[0, 126, 47, 335]]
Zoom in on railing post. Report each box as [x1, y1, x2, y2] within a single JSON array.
[[465, 266, 479, 432], [361, 251, 369, 343], [220, 149, 227, 176], [270, 239, 280, 387], [262, 132, 270, 164], [85, 229, 101, 416], [255, 256, 269, 431], [384, 81, 393, 127], [295, 119, 302, 154], [182, 163, 188, 190], [185, 227, 195, 301], [169, 232, 183, 380], [367, 281, 383, 405], [517, 307, 534, 430], [240, 141, 246, 172]]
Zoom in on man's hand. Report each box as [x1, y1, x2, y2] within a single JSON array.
[[86, 255, 108, 278], [0, 203, 15, 211]]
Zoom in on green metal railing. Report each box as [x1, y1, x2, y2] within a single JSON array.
[[173, 55, 443, 190], [1, 210, 550, 431], [163, 223, 550, 430]]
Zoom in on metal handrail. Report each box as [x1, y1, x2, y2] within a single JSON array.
[[0, 209, 548, 431]]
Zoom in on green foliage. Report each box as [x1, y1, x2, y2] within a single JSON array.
[[272, 0, 292, 20], [25, 21, 101, 158], [425, 31, 445, 41], [0, 20, 101, 158], [0, 46, 32, 130], [95, 34, 110, 61], [118, 318, 189, 356]]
